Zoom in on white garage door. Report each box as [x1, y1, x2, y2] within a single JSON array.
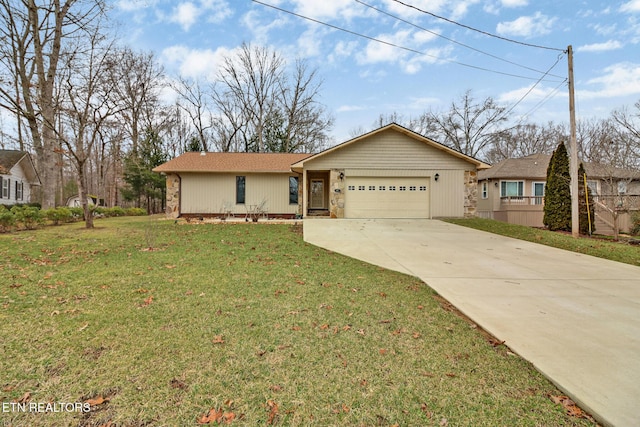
[[345, 177, 429, 218]]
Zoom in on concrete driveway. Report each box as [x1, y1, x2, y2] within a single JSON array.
[[304, 218, 640, 427]]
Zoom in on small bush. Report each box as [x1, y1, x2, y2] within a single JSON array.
[[106, 206, 126, 217], [69, 207, 84, 220], [11, 205, 44, 230], [44, 207, 73, 225], [0, 205, 15, 232], [631, 211, 640, 236], [125, 207, 147, 216]]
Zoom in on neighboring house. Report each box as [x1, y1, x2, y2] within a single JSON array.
[[154, 124, 489, 220], [0, 150, 41, 206], [66, 195, 103, 208], [477, 153, 640, 234]]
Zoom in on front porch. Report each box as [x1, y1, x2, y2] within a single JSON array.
[[301, 169, 345, 218]]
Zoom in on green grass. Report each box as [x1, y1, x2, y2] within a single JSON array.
[[445, 217, 640, 267], [0, 217, 596, 426]]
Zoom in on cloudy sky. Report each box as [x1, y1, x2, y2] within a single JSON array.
[[113, 0, 640, 142]]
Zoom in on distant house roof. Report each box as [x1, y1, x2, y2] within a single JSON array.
[[153, 152, 312, 174], [291, 123, 490, 172], [479, 153, 640, 181], [0, 150, 41, 184]]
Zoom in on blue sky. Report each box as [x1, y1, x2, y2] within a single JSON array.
[[114, 0, 640, 142]]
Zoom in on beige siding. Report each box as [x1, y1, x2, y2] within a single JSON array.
[[305, 129, 474, 171], [180, 173, 298, 215], [431, 170, 465, 217]]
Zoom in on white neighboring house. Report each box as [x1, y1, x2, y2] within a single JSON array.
[[0, 150, 41, 206], [66, 194, 101, 208]]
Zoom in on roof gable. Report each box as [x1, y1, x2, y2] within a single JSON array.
[[0, 150, 40, 184], [153, 152, 311, 174], [292, 123, 489, 171]]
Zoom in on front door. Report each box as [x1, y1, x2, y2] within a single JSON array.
[[310, 179, 324, 209]]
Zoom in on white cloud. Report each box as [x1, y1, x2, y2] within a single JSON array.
[[497, 84, 558, 104], [170, 2, 199, 31], [577, 40, 623, 53], [161, 45, 236, 80], [167, 0, 231, 31], [621, 0, 640, 13], [116, 0, 158, 11], [501, 0, 528, 7], [290, 0, 363, 21], [337, 105, 367, 113], [496, 12, 557, 38], [581, 62, 640, 99], [241, 9, 288, 44]]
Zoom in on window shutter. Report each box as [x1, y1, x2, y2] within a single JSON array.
[[0, 177, 3, 199], [7, 178, 9, 199]]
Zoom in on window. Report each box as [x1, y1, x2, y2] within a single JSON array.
[[500, 181, 523, 197], [481, 182, 488, 199], [289, 176, 298, 204], [348, 185, 355, 191], [399, 186, 406, 191], [369, 186, 375, 191], [533, 182, 545, 205], [409, 186, 416, 191], [1, 177, 9, 199], [236, 176, 245, 204], [389, 186, 396, 191], [15, 181, 23, 201], [358, 185, 365, 191], [379, 186, 385, 191], [419, 186, 427, 191], [587, 180, 598, 197], [618, 181, 627, 195]]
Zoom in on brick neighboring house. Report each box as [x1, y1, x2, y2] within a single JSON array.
[[477, 153, 640, 235]]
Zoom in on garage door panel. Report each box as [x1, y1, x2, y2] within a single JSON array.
[[345, 177, 429, 218]]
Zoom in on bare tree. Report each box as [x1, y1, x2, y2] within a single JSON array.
[[421, 90, 508, 160], [485, 122, 565, 164], [216, 43, 284, 152], [278, 59, 333, 153], [108, 46, 165, 153], [0, 0, 107, 208], [57, 27, 118, 228], [172, 76, 213, 152]]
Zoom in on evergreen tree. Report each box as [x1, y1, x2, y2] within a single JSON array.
[[543, 142, 571, 231], [122, 129, 167, 213], [578, 162, 595, 235]]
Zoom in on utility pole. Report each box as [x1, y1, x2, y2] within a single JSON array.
[[567, 45, 579, 237]]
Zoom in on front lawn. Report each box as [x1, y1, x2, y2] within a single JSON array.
[[445, 217, 640, 267], [0, 217, 596, 426]]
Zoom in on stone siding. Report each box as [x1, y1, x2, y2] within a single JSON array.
[[329, 169, 345, 218], [165, 174, 180, 218], [464, 170, 478, 218]]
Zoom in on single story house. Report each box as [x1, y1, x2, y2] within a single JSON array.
[[478, 153, 640, 234], [0, 150, 41, 206], [154, 123, 489, 220]]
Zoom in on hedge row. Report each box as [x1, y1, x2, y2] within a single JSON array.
[[0, 205, 147, 232]]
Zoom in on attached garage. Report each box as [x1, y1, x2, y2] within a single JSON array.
[[291, 123, 489, 219], [344, 176, 429, 218]]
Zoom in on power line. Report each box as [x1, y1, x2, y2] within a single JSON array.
[[501, 53, 566, 120], [389, 0, 566, 53], [354, 0, 565, 80], [251, 0, 563, 82]]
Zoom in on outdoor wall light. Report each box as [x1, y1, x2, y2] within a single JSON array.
[[339, 172, 345, 180], [434, 173, 440, 182]]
